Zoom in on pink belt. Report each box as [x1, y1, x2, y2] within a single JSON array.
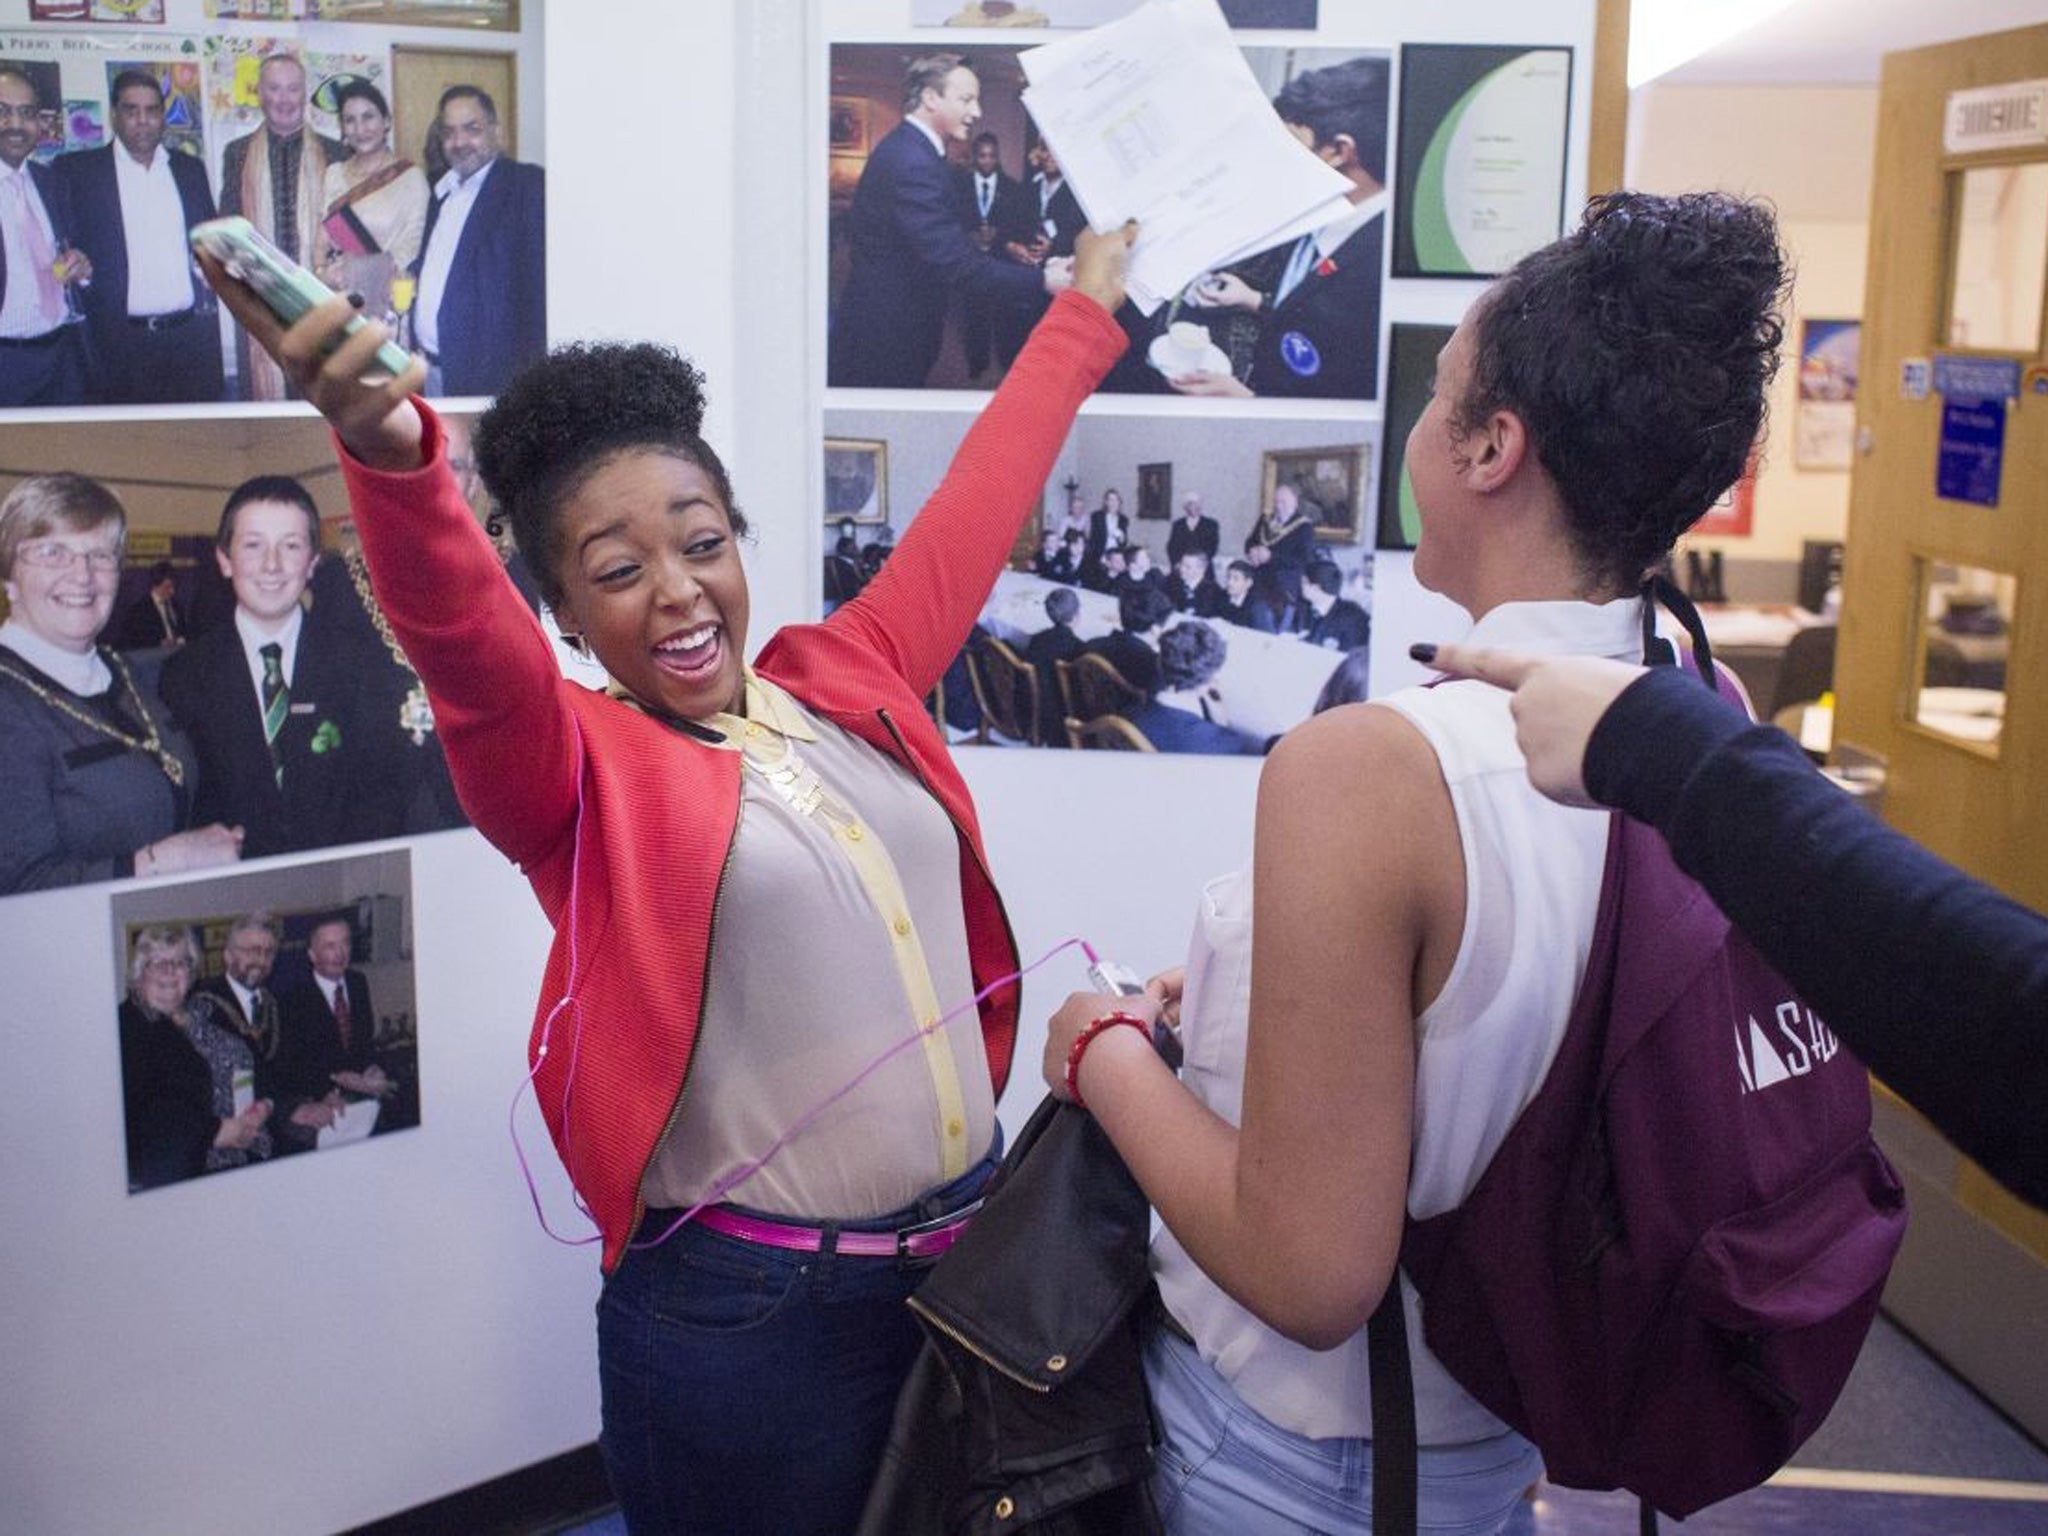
[[695, 1198, 983, 1261]]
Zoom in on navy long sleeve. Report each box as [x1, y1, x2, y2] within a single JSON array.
[[1584, 668, 2048, 1208]]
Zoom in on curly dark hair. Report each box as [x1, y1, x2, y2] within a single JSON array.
[[1452, 191, 1788, 591], [1157, 622, 1228, 693], [472, 342, 745, 608]]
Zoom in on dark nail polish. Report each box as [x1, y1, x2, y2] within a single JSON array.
[[347, 291, 366, 309], [1408, 643, 1438, 664]]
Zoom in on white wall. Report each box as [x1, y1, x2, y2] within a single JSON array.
[[0, 1, 1587, 1529], [1631, 83, 1879, 566]]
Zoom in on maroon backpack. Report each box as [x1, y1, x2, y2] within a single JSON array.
[[1368, 590, 1909, 1530]]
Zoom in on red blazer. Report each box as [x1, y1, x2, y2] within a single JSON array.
[[340, 292, 1125, 1269]]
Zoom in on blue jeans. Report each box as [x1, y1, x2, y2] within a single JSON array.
[[1146, 1326, 1541, 1535], [596, 1147, 997, 1536]]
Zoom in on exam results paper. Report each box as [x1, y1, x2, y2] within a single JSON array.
[[1019, 0, 1351, 313]]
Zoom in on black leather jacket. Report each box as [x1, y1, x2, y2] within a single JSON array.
[[856, 1095, 1163, 1535]]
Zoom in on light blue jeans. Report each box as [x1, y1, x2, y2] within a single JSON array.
[[1146, 1325, 1542, 1535]]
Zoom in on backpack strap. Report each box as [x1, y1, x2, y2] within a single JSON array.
[[1366, 1279, 1419, 1534], [1640, 574, 1718, 689]]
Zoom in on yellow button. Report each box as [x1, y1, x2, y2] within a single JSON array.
[[845, 823, 864, 841], [894, 916, 913, 937], [994, 1496, 1015, 1520], [1045, 1354, 1068, 1373], [946, 1118, 964, 1138], [745, 722, 763, 738]]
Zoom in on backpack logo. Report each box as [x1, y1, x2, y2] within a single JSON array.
[[1735, 1000, 1841, 1094]]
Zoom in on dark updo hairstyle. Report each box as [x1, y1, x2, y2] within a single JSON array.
[[333, 77, 391, 122], [1452, 191, 1788, 592], [472, 343, 746, 609]]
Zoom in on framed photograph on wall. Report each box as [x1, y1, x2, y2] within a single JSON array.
[[1136, 461, 1173, 521], [1393, 44, 1572, 279], [109, 847, 421, 1196], [0, 8, 541, 413], [1264, 444, 1367, 545], [824, 438, 890, 526], [1794, 318, 1860, 470], [828, 95, 869, 154], [1376, 322, 1454, 549]]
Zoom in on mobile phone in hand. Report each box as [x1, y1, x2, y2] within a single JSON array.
[[189, 216, 414, 379]]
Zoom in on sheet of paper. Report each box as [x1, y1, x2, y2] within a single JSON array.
[[316, 1096, 382, 1150], [1020, 0, 1352, 312]]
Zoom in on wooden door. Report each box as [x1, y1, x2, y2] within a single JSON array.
[[1834, 21, 2048, 1443]]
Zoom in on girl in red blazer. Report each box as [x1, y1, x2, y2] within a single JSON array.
[[202, 226, 1131, 1534]]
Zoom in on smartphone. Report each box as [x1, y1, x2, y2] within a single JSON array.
[[189, 215, 414, 379]]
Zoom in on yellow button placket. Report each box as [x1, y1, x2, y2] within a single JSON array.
[[738, 727, 970, 1179]]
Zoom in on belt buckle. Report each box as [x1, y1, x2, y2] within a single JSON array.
[[896, 1196, 983, 1260]]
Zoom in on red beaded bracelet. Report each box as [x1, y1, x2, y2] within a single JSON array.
[[1064, 1011, 1151, 1110]]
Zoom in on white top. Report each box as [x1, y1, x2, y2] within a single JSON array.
[[234, 604, 304, 700], [112, 146, 195, 317], [414, 156, 495, 356], [906, 115, 946, 158], [0, 161, 65, 336], [0, 617, 109, 696], [1152, 596, 1642, 1443]]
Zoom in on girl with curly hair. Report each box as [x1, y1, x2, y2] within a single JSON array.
[[1043, 192, 1790, 1534], [200, 224, 1133, 1534]]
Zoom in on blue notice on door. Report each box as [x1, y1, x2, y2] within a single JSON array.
[[1937, 396, 2005, 507]]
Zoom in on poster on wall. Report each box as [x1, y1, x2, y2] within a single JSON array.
[[822, 409, 1375, 757], [0, 413, 550, 903], [110, 847, 420, 1195], [909, 1, 1319, 29], [1392, 44, 1572, 279], [1794, 318, 1860, 471], [0, 8, 542, 412], [825, 41, 1389, 400], [1376, 321, 1454, 551], [1691, 451, 1758, 540]]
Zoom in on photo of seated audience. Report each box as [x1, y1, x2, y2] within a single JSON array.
[[110, 848, 420, 1192], [0, 414, 579, 901], [0, 14, 543, 412], [824, 408, 1375, 757]]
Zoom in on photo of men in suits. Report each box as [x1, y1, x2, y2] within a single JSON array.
[[412, 84, 546, 398], [0, 66, 94, 407], [1166, 493, 1221, 566], [955, 130, 1035, 378], [829, 52, 1065, 388], [159, 476, 413, 860], [58, 69, 224, 405], [190, 908, 337, 1154], [275, 912, 394, 1112]]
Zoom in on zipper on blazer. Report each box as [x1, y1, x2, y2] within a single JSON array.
[[905, 1294, 1054, 1394], [626, 793, 744, 1248]]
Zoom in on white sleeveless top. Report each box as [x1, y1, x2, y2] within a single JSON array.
[[1151, 597, 1645, 1443]]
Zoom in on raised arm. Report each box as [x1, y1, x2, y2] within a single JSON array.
[[1041, 703, 1456, 1346], [198, 259, 582, 867], [817, 226, 1132, 696]]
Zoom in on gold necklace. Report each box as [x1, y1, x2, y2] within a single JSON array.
[[340, 545, 437, 745], [0, 649, 185, 788]]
